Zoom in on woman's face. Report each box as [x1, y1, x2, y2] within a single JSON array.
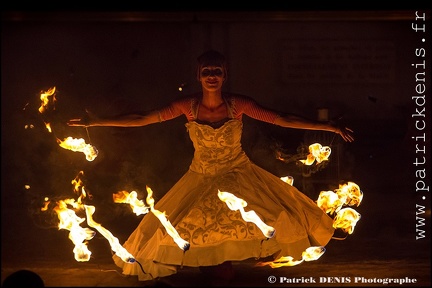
[[199, 65, 225, 92]]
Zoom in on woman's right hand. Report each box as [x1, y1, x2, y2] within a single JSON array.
[[67, 109, 95, 127]]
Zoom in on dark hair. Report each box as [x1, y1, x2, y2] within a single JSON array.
[[2, 270, 45, 287], [196, 50, 228, 80]]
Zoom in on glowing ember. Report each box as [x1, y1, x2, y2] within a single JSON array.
[[217, 190, 275, 238], [113, 190, 150, 216], [146, 186, 190, 251], [256, 246, 326, 268], [57, 137, 98, 161], [300, 143, 331, 165]]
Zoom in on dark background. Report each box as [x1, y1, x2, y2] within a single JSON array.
[[1, 8, 431, 286]]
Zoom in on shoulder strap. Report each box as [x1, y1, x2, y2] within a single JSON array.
[[190, 97, 199, 120], [223, 95, 234, 119]]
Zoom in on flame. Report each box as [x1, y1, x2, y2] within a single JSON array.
[[113, 190, 150, 216], [38, 87, 56, 133], [36, 87, 98, 161], [256, 246, 326, 268], [333, 207, 361, 234], [53, 198, 95, 262], [45, 123, 52, 133], [316, 182, 362, 234], [300, 143, 331, 165], [146, 186, 190, 251], [72, 171, 84, 193], [317, 190, 343, 214], [33, 85, 364, 268], [71, 171, 93, 201], [46, 172, 135, 263], [57, 137, 98, 161], [38, 86, 56, 114], [335, 181, 363, 207], [317, 182, 363, 214], [258, 181, 363, 267], [40, 197, 50, 211], [217, 190, 275, 238], [280, 176, 294, 185], [84, 205, 135, 263]]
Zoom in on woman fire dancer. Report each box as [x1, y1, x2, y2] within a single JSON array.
[[68, 50, 354, 283]]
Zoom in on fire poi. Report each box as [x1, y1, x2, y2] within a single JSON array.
[[33, 86, 363, 272], [37, 86, 99, 161]]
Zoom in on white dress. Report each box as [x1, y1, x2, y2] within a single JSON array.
[[113, 106, 335, 281]]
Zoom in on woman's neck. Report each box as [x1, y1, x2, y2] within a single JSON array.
[[201, 90, 224, 110]]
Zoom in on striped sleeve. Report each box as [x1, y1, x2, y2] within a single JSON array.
[[158, 97, 195, 122], [231, 95, 280, 124]]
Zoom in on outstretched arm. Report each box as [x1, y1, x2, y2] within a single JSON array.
[[274, 114, 354, 142], [67, 109, 161, 128], [68, 97, 193, 128], [235, 95, 354, 142]]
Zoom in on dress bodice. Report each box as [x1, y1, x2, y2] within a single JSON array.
[[185, 119, 249, 175]]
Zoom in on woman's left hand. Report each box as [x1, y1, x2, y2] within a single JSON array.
[[334, 125, 354, 142]]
